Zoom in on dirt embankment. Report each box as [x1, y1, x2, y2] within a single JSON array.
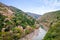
[[40, 23, 49, 31]]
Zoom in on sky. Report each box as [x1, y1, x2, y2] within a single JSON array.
[[0, 0, 60, 15]]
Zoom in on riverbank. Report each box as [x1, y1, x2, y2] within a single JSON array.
[[40, 23, 49, 31], [19, 27, 47, 40]]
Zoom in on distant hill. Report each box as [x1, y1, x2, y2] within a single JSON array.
[[26, 12, 41, 19]]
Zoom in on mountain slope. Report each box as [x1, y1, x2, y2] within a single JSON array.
[[43, 21, 60, 40], [0, 2, 38, 40], [39, 10, 60, 40], [39, 10, 60, 29]]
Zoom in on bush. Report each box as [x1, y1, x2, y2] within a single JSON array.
[[25, 26, 34, 34], [13, 33, 21, 40], [12, 27, 24, 39], [2, 32, 13, 40]]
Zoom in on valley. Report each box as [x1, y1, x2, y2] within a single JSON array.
[[0, 2, 60, 40]]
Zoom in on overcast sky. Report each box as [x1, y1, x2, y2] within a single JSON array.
[[0, 0, 60, 15]]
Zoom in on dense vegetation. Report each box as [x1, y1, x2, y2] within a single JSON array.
[[43, 21, 60, 40], [0, 3, 38, 40], [9, 6, 36, 29], [42, 10, 60, 40]]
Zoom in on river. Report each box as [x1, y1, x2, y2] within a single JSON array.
[[19, 27, 47, 40]]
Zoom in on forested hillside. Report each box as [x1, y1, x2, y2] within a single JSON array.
[[43, 21, 60, 40], [0, 2, 38, 40], [41, 10, 60, 40], [39, 10, 60, 28]]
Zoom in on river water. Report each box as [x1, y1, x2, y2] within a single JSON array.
[[19, 27, 47, 40]]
